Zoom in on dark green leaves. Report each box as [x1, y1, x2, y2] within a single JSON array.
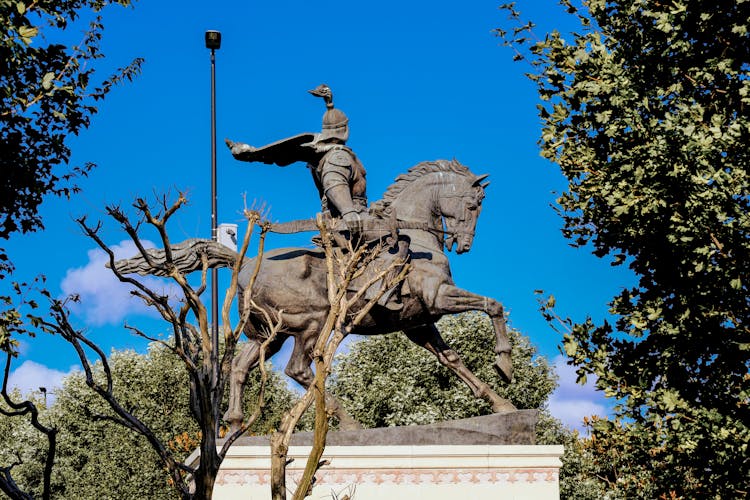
[[0, 1, 143, 244], [499, 1, 750, 497]]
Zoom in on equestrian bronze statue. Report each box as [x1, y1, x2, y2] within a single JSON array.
[[115, 87, 516, 431]]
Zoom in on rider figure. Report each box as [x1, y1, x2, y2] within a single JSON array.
[[305, 85, 368, 236], [226, 84, 407, 311]]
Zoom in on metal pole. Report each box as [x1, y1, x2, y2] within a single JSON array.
[[210, 48, 218, 371], [206, 30, 221, 438]]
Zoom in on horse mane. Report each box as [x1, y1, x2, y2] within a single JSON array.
[[370, 159, 472, 216]]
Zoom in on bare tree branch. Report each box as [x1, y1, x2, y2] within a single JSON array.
[[1, 350, 57, 500], [77, 215, 181, 328], [292, 230, 408, 499], [220, 306, 283, 457], [267, 214, 409, 499], [42, 301, 192, 498]]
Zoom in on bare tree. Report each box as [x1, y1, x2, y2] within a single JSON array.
[[83, 199, 407, 499], [269, 215, 409, 500], [0, 192, 272, 500], [1, 360, 57, 500], [0, 277, 57, 500], [65, 193, 283, 499], [1, 193, 406, 499]]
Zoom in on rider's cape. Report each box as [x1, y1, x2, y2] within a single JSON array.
[[232, 133, 318, 166]]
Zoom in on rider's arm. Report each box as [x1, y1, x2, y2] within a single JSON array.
[[224, 133, 319, 166], [321, 151, 358, 216], [326, 184, 362, 233], [225, 139, 256, 160], [322, 151, 362, 232]]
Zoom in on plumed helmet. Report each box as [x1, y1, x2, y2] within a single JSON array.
[[320, 108, 349, 141], [309, 84, 350, 143]]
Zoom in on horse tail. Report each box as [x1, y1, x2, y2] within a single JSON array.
[[110, 238, 240, 277]]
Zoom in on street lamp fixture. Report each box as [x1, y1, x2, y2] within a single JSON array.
[[205, 30, 221, 50]]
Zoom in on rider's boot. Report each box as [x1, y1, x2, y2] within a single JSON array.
[[378, 283, 404, 311], [376, 237, 410, 311]]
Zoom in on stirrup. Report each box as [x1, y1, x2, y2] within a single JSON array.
[[377, 287, 403, 311]]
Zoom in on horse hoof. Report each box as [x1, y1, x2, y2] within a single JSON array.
[[494, 352, 513, 383], [337, 416, 363, 431], [492, 399, 517, 414]]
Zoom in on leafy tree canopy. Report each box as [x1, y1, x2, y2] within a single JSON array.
[[0, 341, 302, 499], [330, 313, 555, 426], [498, 0, 750, 497], [0, 0, 142, 270], [2, 4, 143, 496]]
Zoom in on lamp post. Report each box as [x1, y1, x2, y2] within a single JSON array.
[[205, 29, 221, 436]]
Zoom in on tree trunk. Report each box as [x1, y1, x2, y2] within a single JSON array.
[[270, 432, 288, 500], [190, 369, 221, 500]]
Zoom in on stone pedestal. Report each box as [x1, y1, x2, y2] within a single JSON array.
[[215, 444, 563, 499], [212, 412, 564, 499]]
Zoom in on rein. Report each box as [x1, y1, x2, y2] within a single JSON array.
[[396, 217, 475, 238]]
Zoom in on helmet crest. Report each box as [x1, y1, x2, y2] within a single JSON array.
[[309, 84, 349, 143]]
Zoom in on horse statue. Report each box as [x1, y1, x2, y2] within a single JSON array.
[[117, 159, 517, 431]]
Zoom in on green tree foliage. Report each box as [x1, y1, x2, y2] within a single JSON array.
[[329, 312, 602, 498], [2, 4, 142, 495], [498, 1, 750, 497], [0, 0, 142, 268], [0, 390, 50, 498], [0, 342, 300, 499], [330, 313, 554, 425]]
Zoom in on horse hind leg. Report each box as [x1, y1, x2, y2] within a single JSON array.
[[431, 284, 513, 383], [404, 324, 516, 413], [284, 337, 362, 431], [224, 335, 285, 433]]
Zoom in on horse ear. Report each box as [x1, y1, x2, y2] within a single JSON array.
[[481, 181, 490, 189], [474, 173, 489, 186]]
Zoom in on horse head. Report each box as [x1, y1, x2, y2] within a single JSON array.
[[372, 159, 490, 254], [437, 167, 489, 254]]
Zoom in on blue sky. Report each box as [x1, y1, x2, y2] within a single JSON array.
[[5, 1, 632, 430]]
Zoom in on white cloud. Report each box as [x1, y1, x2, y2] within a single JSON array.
[[548, 354, 608, 433], [60, 240, 183, 326], [6, 360, 77, 400]]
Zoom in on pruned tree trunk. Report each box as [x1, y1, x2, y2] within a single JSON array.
[[270, 215, 409, 499]]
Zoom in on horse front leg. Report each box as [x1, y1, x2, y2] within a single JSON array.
[[224, 341, 261, 433], [224, 335, 285, 433], [284, 336, 362, 431], [430, 284, 513, 383], [404, 324, 515, 413]]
